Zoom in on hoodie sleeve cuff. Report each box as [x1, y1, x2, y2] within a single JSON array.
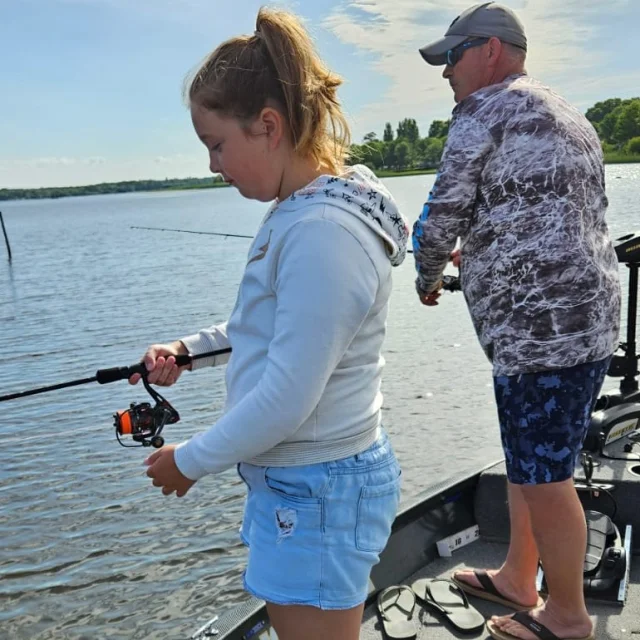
[[181, 329, 230, 370], [174, 438, 208, 481], [415, 275, 441, 296]]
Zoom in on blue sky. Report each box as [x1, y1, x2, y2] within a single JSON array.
[[2, 0, 639, 188]]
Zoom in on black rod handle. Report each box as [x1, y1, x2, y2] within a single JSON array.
[[95, 347, 233, 384], [1, 348, 233, 403]]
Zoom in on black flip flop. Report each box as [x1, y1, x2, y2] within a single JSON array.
[[486, 612, 595, 640], [452, 570, 543, 610], [412, 578, 485, 634], [377, 585, 418, 639]]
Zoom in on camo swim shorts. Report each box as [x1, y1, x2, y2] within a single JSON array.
[[494, 357, 611, 484]]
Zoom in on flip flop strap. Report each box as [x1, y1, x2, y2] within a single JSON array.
[[425, 578, 472, 612], [379, 586, 415, 621], [474, 570, 503, 599], [511, 612, 561, 640]]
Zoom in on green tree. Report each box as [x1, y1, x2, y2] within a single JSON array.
[[599, 111, 619, 144], [396, 118, 420, 143], [586, 98, 623, 127], [627, 136, 640, 155], [416, 137, 445, 167], [351, 141, 385, 170], [384, 140, 397, 169], [363, 131, 378, 142], [428, 119, 450, 139], [383, 122, 394, 142], [395, 140, 411, 169], [613, 100, 640, 145]]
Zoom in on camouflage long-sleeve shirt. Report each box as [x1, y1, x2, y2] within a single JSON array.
[[412, 73, 621, 376]]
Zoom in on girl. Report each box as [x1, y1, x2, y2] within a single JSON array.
[[131, 7, 409, 639]]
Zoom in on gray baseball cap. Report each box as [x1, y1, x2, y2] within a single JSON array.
[[419, 2, 527, 66]]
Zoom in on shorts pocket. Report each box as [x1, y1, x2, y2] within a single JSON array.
[[264, 465, 330, 506], [355, 472, 401, 553]]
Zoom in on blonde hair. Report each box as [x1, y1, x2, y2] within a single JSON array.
[[186, 7, 351, 174]]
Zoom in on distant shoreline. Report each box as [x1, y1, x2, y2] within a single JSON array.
[[2, 156, 638, 202], [0, 177, 229, 203]]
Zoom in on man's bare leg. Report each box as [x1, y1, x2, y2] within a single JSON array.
[[454, 481, 540, 607], [490, 479, 593, 640]]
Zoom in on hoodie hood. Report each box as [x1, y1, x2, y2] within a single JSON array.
[[274, 164, 409, 266]]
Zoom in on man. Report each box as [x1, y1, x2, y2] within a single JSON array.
[[412, 3, 621, 640]]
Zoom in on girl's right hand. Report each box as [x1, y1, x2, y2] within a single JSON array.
[[128, 341, 191, 387]]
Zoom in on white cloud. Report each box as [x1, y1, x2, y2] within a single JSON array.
[[2, 156, 107, 169], [325, 0, 636, 140]]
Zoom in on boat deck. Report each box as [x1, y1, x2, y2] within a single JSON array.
[[362, 446, 640, 640], [200, 444, 640, 640], [360, 538, 640, 639]]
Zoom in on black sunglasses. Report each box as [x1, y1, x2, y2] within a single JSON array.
[[445, 38, 489, 67]]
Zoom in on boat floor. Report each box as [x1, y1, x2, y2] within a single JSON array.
[[361, 539, 640, 639]]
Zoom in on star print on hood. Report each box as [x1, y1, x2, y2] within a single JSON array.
[[274, 164, 409, 266]]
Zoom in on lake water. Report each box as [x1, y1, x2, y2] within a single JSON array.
[[1, 168, 638, 639]]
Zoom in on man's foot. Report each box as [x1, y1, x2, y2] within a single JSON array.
[[489, 604, 593, 640], [453, 568, 542, 609]]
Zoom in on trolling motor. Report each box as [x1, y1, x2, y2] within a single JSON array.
[[113, 373, 180, 448], [540, 454, 633, 605], [574, 454, 632, 605], [583, 231, 640, 457]]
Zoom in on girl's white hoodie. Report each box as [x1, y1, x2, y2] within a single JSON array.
[[175, 165, 409, 480]]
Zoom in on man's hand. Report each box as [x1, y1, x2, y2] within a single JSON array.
[[417, 249, 460, 306], [418, 280, 443, 306], [419, 289, 442, 306], [145, 445, 196, 497]]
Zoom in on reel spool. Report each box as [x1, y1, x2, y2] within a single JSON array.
[[113, 375, 179, 448]]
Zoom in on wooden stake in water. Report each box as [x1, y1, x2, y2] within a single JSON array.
[[0, 211, 11, 262]]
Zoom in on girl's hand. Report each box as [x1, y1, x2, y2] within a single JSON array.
[[145, 445, 195, 497], [128, 341, 190, 386]]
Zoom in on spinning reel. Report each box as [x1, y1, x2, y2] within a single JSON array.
[[113, 374, 180, 448], [441, 275, 461, 292]]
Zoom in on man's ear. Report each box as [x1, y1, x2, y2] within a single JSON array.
[[487, 36, 503, 61]]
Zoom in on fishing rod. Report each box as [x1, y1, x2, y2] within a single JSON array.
[[4, 221, 458, 444], [131, 225, 462, 293], [0, 349, 230, 402], [130, 225, 459, 260], [1, 348, 232, 449], [130, 226, 253, 240]]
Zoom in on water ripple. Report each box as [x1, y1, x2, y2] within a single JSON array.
[[0, 172, 635, 638]]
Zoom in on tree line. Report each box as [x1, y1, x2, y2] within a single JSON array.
[[350, 119, 450, 172], [585, 97, 640, 155], [352, 96, 640, 173], [3, 96, 639, 201], [0, 176, 227, 202]]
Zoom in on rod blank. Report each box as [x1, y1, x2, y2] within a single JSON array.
[[0, 348, 232, 403]]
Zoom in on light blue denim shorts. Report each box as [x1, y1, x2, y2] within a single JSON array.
[[236, 430, 402, 610]]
